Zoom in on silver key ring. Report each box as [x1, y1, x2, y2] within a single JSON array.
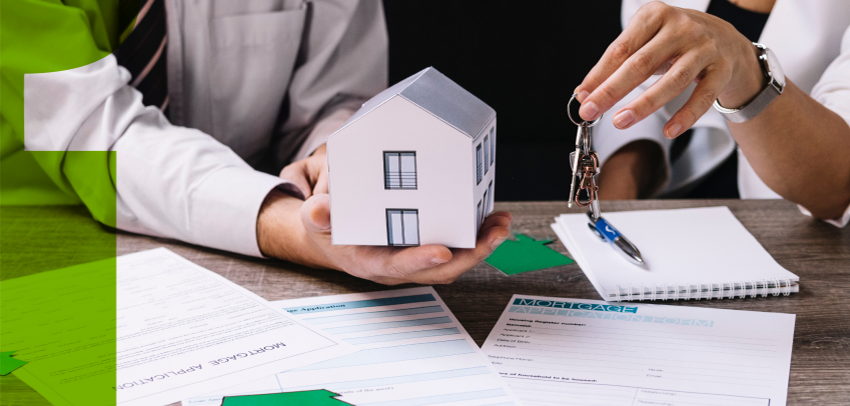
[[567, 93, 602, 127]]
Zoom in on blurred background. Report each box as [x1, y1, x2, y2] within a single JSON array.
[[383, 0, 623, 201]]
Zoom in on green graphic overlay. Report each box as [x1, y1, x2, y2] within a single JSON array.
[[1, 256, 117, 404], [1, 0, 139, 404], [222, 390, 353, 406], [485, 234, 574, 275]]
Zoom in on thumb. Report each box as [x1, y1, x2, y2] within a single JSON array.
[[301, 193, 332, 234]]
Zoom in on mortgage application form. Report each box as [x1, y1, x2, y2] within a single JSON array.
[[1, 248, 355, 406], [184, 287, 521, 406], [481, 295, 795, 406]]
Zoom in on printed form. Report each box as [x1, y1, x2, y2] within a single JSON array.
[[481, 295, 795, 406], [184, 287, 522, 406], [3, 248, 355, 406]]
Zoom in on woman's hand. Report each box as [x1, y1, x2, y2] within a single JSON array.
[[260, 147, 512, 285], [575, 1, 765, 138]]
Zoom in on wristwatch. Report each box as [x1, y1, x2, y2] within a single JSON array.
[[713, 43, 785, 123]]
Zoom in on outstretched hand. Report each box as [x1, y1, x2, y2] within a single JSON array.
[[300, 194, 511, 284], [261, 146, 512, 285]]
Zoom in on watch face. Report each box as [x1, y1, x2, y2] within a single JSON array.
[[764, 48, 786, 89]]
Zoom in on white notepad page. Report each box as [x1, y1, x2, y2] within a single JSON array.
[[552, 207, 799, 301], [184, 287, 522, 406], [482, 295, 796, 406]]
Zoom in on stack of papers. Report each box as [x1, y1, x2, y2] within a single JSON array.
[[1, 248, 357, 406], [552, 207, 800, 301], [5, 246, 799, 406], [185, 287, 521, 405]]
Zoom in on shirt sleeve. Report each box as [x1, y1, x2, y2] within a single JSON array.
[[7, 0, 303, 257], [802, 25, 850, 227], [25, 54, 302, 257]]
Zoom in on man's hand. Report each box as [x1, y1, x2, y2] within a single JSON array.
[[279, 144, 329, 198], [260, 148, 512, 285]]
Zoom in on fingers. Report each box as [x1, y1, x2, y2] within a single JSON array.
[[380, 244, 454, 279], [300, 194, 331, 234], [613, 51, 713, 130], [665, 67, 728, 138], [401, 211, 512, 285], [576, 2, 669, 113], [279, 161, 313, 200], [332, 211, 512, 286], [313, 161, 329, 195], [583, 36, 684, 123]]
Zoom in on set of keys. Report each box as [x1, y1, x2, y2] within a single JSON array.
[[566, 93, 602, 220], [566, 92, 645, 266]]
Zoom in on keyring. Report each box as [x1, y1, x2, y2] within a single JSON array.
[[567, 93, 602, 127]]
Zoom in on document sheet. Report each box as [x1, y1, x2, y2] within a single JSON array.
[[2, 248, 355, 406], [553, 207, 799, 300], [184, 287, 522, 406], [482, 295, 795, 406]]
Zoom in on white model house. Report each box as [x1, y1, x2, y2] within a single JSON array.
[[327, 67, 496, 248]]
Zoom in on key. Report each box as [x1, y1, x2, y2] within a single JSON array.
[[566, 93, 602, 210], [567, 125, 585, 208]]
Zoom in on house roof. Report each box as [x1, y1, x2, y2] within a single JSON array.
[[329, 67, 495, 139]]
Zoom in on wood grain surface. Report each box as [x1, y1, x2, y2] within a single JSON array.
[[2, 200, 848, 405]]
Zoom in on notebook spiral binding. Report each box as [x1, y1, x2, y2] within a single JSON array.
[[609, 278, 795, 302]]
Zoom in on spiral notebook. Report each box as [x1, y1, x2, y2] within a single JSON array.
[[552, 206, 799, 301]]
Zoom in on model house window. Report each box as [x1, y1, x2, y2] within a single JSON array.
[[489, 127, 495, 166], [386, 209, 419, 246], [384, 152, 417, 189], [483, 136, 490, 175], [486, 180, 493, 215], [476, 144, 483, 185]]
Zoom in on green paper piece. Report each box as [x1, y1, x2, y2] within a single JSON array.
[[222, 390, 352, 406], [0, 351, 28, 375], [485, 234, 574, 275]]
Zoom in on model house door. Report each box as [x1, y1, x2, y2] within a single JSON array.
[[387, 209, 419, 246]]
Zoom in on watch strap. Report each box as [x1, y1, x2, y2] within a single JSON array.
[[713, 83, 781, 124]]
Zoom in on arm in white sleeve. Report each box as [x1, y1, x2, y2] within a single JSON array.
[[277, 0, 388, 164], [25, 55, 301, 256], [803, 25, 850, 227]]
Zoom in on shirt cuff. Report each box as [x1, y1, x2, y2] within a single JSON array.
[[797, 202, 850, 228], [189, 166, 303, 257]]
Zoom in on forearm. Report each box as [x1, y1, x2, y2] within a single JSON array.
[[598, 140, 664, 200], [257, 189, 332, 269], [726, 79, 850, 219]]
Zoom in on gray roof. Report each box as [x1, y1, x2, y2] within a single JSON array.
[[329, 67, 495, 139]]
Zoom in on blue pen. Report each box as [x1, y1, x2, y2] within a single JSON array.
[[586, 212, 645, 266]]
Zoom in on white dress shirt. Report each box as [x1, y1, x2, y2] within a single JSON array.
[[23, 0, 388, 256]]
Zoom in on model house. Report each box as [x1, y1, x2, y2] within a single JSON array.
[[327, 67, 496, 248]]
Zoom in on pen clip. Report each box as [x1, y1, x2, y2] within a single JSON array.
[[587, 222, 607, 241], [586, 212, 606, 241]]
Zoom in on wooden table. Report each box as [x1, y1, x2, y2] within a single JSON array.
[[2, 200, 849, 405]]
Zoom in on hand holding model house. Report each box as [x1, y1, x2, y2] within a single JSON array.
[[259, 68, 512, 285]]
